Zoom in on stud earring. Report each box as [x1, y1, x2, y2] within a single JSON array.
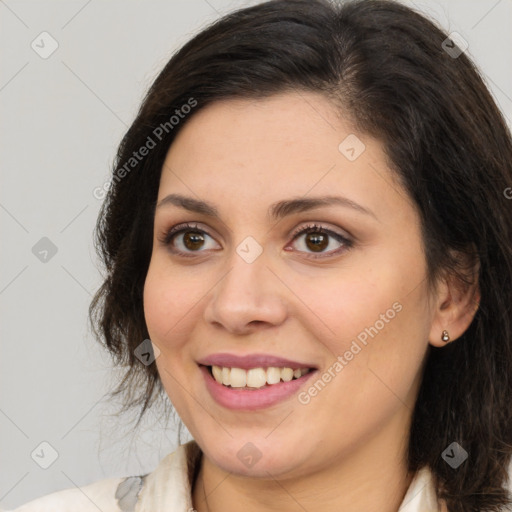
[[441, 330, 450, 343]]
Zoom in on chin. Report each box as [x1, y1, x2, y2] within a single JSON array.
[[200, 436, 311, 479]]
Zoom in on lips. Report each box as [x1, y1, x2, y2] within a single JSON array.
[[199, 364, 317, 410], [196, 352, 318, 370], [195, 352, 319, 409]]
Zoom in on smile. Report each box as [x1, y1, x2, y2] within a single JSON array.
[[209, 365, 313, 389], [199, 364, 317, 410]]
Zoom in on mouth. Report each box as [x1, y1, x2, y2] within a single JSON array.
[[199, 363, 318, 410], [196, 353, 319, 409], [203, 364, 315, 390]]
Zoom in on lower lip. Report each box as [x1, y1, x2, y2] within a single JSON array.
[[200, 365, 317, 410]]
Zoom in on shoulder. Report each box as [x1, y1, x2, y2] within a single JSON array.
[[1, 476, 121, 512], [1, 475, 150, 512], [1, 441, 200, 512], [400, 458, 512, 512]]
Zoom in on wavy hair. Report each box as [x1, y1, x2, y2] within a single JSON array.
[[89, 1, 512, 509]]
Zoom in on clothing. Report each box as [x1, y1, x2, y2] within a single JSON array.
[[1, 439, 490, 511]]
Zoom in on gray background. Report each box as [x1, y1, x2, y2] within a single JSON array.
[[1, 0, 511, 508]]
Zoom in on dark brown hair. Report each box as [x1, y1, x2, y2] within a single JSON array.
[[89, 0, 512, 509]]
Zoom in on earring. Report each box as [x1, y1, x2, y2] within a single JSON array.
[[441, 330, 450, 343]]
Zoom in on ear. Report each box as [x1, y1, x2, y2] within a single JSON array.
[[428, 250, 480, 347]]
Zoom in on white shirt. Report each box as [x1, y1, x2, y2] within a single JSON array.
[[3, 439, 492, 511]]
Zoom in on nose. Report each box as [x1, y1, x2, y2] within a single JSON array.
[[203, 248, 288, 335]]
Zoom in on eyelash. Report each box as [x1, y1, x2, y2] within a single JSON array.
[[158, 222, 353, 260]]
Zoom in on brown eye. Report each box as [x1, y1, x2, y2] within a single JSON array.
[[289, 223, 353, 259], [304, 232, 329, 252], [160, 222, 354, 260], [182, 231, 206, 251], [160, 222, 220, 256]]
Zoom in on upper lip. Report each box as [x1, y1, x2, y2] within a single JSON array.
[[197, 353, 318, 370]]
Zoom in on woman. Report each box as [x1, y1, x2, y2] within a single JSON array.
[[7, 0, 512, 511]]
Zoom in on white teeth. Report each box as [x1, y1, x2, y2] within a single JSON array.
[[212, 365, 223, 382], [229, 367, 247, 388], [266, 367, 281, 385], [281, 368, 294, 382], [210, 365, 311, 388], [247, 368, 267, 388]]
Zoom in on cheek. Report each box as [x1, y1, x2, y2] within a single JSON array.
[[300, 249, 430, 399], [294, 264, 409, 353], [143, 257, 202, 343], [143, 259, 200, 408]]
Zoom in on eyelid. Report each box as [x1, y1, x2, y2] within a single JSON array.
[[158, 222, 214, 246], [285, 223, 353, 259], [158, 221, 353, 259], [289, 222, 351, 241]]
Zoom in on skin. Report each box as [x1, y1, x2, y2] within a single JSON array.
[[143, 91, 479, 512]]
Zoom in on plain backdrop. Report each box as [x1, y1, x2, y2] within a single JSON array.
[[1, 0, 511, 508]]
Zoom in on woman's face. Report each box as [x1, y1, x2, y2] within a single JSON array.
[[144, 91, 439, 479]]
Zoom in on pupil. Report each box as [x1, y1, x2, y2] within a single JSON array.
[[307, 233, 327, 252], [184, 232, 204, 250]]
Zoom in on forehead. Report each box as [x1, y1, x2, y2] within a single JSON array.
[[157, 92, 409, 223], [165, 92, 347, 169]]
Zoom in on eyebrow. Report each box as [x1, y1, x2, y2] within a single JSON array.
[[156, 193, 377, 221]]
